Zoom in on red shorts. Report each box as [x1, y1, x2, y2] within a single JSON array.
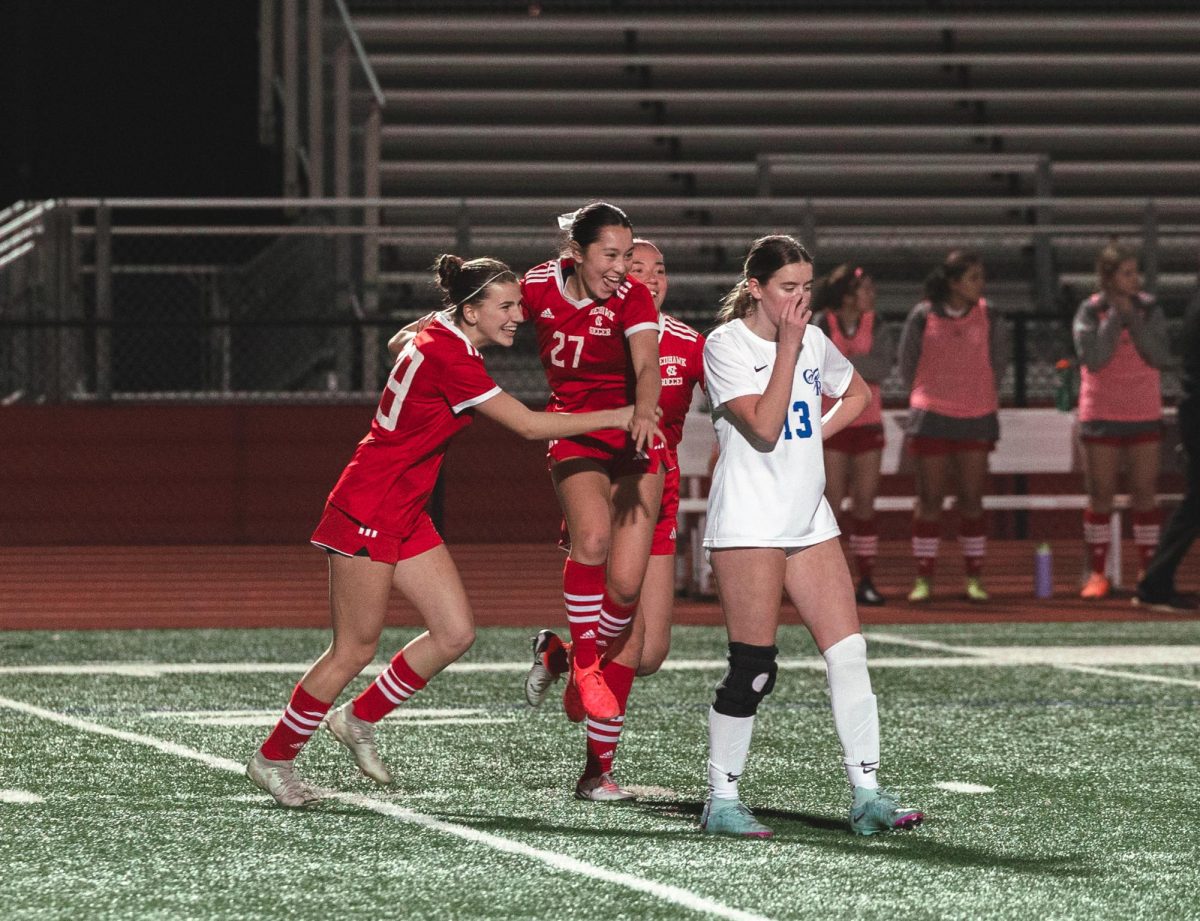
[[652, 464, 681, 556], [547, 428, 667, 478], [1080, 430, 1163, 447], [824, 425, 885, 455], [310, 503, 442, 565], [908, 436, 996, 456]]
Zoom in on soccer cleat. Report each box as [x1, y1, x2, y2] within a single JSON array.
[[575, 772, 637, 803], [700, 797, 774, 838], [562, 667, 586, 723], [965, 577, 990, 603], [571, 657, 620, 721], [850, 786, 924, 836], [325, 703, 392, 785], [907, 576, 932, 604], [1132, 592, 1200, 614], [524, 629, 566, 708], [1080, 572, 1111, 601], [855, 577, 886, 606], [245, 752, 323, 808]]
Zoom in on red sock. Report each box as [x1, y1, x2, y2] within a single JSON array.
[[351, 650, 428, 723], [259, 683, 332, 762], [584, 661, 636, 778], [1132, 509, 1162, 572], [596, 593, 637, 654], [848, 517, 878, 581], [912, 519, 940, 579], [564, 557, 606, 669], [1083, 510, 1110, 575], [959, 515, 987, 577]]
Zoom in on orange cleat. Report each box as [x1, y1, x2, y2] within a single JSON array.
[[571, 657, 620, 721], [562, 666, 585, 723], [1080, 572, 1111, 601]]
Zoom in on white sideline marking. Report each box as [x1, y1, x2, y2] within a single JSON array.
[[0, 789, 45, 804], [867, 633, 1200, 689], [625, 785, 683, 799], [143, 707, 515, 728], [0, 694, 775, 921], [5, 645, 1200, 678], [935, 781, 994, 795]]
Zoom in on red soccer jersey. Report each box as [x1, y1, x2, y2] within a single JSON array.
[[657, 314, 706, 451], [326, 315, 501, 536], [521, 258, 660, 413]]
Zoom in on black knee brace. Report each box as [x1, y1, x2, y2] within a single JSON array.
[[712, 642, 778, 717]]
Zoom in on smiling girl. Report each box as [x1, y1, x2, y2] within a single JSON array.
[[246, 255, 640, 808]]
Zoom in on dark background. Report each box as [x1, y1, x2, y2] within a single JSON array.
[[1, 1, 278, 204]]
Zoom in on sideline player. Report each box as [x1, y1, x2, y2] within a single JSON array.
[[521, 203, 664, 728], [1073, 244, 1171, 600], [246, 256, 642, 808], [699, 234, 923, 838], [897, 251, 1009, 604], [523, 239, 706, 801], [814, 264, 894, 605]]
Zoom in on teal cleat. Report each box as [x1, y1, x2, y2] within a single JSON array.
[[850, 786, 924, 836], [700, 797, 774, 838]]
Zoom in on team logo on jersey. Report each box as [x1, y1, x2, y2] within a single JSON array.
[[803, 368, 822, 396], [540, 308, 554, 319], [590, 312, 612, 337]]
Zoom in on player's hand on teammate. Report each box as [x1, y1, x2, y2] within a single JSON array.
[[616, 405, 665, 453]]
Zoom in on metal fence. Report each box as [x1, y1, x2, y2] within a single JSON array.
[[0, 198, 1189, 405]]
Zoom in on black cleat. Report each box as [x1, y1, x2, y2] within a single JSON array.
[[855, 578, 886, 606]]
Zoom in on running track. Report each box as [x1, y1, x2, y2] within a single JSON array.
[[2, 540, 1195, 631]]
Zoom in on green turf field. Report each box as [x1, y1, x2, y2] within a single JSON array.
[[2, 623, 1198, 921]]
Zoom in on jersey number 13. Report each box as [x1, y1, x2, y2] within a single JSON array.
[[782, 400, 813, 440]]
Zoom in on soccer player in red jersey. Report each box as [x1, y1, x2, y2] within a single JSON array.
[[246, 255, 642, 808], [520, 202, 664, 728], [523, 239, 707, 801], [814, 265, 894, 606]]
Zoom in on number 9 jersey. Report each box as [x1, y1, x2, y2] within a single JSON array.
[[521, 258, 659, 414], [702, 319, 854, 550]]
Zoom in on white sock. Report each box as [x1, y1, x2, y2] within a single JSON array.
[[707, 707, 755, 800], [823, 633, 880, 790]]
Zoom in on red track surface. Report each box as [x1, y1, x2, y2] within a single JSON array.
[[1, 541, 1195, 631]]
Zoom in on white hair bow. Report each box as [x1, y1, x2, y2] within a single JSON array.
[[557, 209, 581, 231]]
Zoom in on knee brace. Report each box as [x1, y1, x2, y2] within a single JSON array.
[[712, 642, 778, 718]]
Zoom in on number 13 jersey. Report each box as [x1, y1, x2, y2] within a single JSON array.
[[703, 319, 854, 549], [521, 258, 659, 413]]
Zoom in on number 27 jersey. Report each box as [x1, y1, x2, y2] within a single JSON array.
[[521, 258, 659, 413]]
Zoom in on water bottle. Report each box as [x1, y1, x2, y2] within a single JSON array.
[[1034, 542, 1054, 599]]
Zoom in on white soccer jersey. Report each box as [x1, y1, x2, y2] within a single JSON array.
[[703, 319, 854, 549]]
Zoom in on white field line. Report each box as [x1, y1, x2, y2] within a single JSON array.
[[934, 782, 994, 795], [0, 694, 775, 921], [4, 646, 1200, 678], [866, 632, 1200, 689], [0, 789, 45, 804], [142, 707, 516, 727]]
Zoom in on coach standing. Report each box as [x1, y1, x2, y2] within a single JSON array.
[[1135, 288, 1199, 612]]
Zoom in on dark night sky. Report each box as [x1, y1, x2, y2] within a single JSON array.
[[2, 1, 279, 204]]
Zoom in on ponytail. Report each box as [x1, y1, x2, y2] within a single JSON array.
[[432, 254, 517, 319]]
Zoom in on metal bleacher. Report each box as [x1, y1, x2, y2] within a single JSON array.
[[292, 7, 1200, 325]]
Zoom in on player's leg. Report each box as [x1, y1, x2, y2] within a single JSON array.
[[848, 447, 885, 604], [700, 548, 785, 837], [953, 447, 991, 602], [782, 538, 923, 835], [249, 552, 392, 806], [634, 552, 675, 677], [910, 449, 950, 601], [824, 448, 850, 523], [1127, 439, 1163, 578], [1082, 440, 1120, 598]]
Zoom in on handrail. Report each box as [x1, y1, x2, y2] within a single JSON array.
[[332, 0, 384, 109]]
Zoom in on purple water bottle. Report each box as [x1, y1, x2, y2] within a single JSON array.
[[1034, 543, 1054, 599]]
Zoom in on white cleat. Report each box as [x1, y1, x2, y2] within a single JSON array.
[[245, 752, 322, 808], [325, 704, 392, 785], [574, 772, 637, 803]]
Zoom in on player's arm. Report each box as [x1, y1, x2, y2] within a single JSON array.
[[627, 328, 662, 452], [821, 370, 871, 441], [387, 311, 440, 358], [721, 299, 809, 446], [475, 391, 635, 441]]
